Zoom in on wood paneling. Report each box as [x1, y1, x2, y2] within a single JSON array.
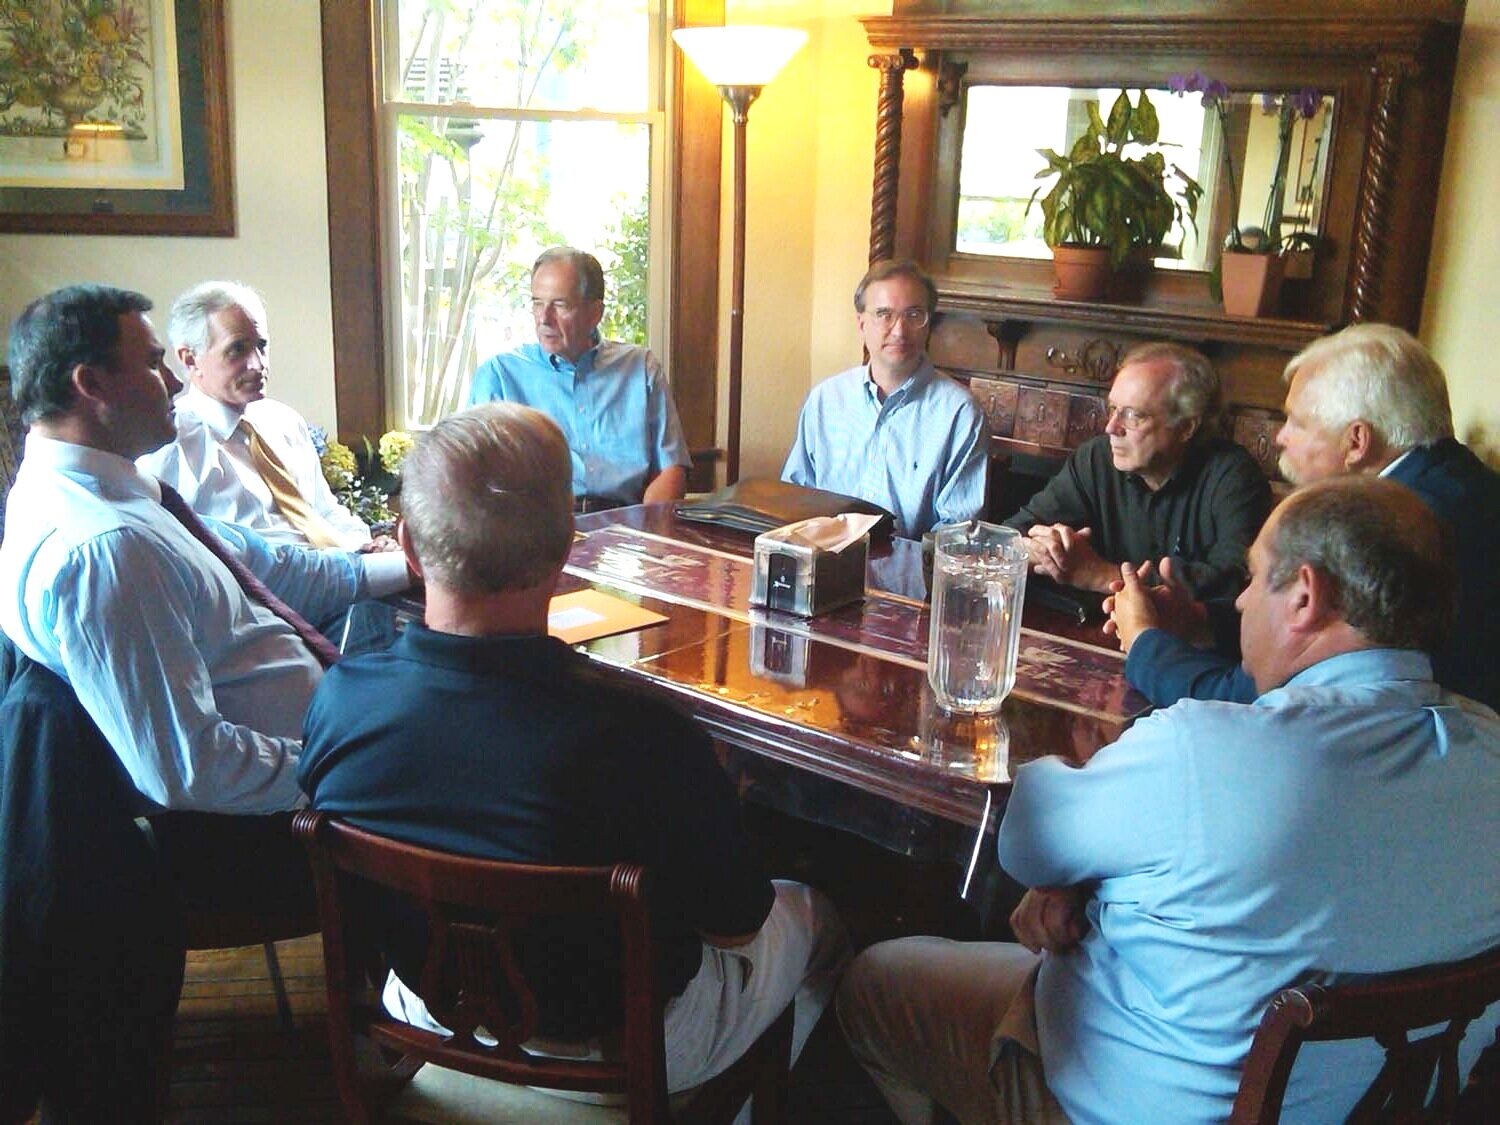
[[860, 0, 1464, 505], [319, 0, 385, 443], [672, 1, 726, 481]]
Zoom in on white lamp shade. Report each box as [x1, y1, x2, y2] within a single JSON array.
[[672, 25, 808, 88]]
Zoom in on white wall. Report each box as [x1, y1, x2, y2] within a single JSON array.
[[0, 0, 337, 430]]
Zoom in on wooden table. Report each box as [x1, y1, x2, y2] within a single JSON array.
[[553, 505, 1149, 877]]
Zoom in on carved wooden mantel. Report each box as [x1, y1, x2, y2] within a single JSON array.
[[856, 1, 1465, 499]]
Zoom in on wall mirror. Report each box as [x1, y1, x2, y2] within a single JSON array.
[[956, 85, 1336, 273]]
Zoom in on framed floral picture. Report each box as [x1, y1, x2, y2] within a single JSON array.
[[0, 0, 232, 235]]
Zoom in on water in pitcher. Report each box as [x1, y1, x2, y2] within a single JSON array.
[[927, 523, 1028, 714]]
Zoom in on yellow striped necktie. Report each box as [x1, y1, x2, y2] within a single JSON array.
[[239, 418, 345, 549]]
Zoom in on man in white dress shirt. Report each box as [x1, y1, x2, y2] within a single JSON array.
[[1, 284, 410, 916], [139, 281, 404, 647]]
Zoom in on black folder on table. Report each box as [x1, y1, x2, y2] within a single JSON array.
[[676, 479, 895, 539]]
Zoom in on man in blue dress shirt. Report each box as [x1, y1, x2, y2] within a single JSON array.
[[781, 259, 989, 539], [1109, 323, 1500, 712], [839, 476, 1500, 1124], [0, 284, 409, 917], [467, 246, 690, 510]]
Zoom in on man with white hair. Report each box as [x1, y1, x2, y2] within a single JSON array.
[[299, 403, 846, 1104], [140, 281, 398, 556], [1112, 323, 1499, 711], [140, 281, 406, 649]]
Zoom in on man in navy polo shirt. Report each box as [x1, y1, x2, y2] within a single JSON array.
[[299, 402, 845, 1099]]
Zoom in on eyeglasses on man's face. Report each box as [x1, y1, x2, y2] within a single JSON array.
[[1104, 403, 1158, 431], [867, 306, 930, 330]]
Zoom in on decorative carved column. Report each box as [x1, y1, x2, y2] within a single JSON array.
[[1348, 57, 1413, 323], [868, 48, 917, 265]]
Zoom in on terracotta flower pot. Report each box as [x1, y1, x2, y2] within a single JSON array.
[[1051, 245, 1112, 302], [1108, 245, 1157, 303], [1221, 250, 1285, 317]]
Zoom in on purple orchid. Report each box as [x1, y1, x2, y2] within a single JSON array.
[[1170, 72, 1243, 249], [1171, 73, 1324, 255], [1290, 87, 1322, 119], [1262, 88, 1323, 119]]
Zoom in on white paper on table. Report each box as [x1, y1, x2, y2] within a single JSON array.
[[761, 514, 881, 553]]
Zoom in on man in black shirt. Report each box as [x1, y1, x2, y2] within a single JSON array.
[[1003, 342, 1270, 599], [299, 402, 846, 1095]]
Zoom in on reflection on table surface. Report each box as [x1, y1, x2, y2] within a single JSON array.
[[556, 504, 1147, 854]]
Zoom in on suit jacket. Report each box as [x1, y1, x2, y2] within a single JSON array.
[[1126, 438, 1500, 711], [1389, 438, 1500, 711], [0, 638, 183, 1120]]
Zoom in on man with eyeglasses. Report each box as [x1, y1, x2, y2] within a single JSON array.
[[782, 258, 989, 538], [468, 246, 690, 511], [1003, 342, 1270, 599], [1107, 323, 1500, 712]]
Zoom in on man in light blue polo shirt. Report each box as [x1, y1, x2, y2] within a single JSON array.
[[781, 259, 989, 539], [468, 247, 690, 510], [838, 476, 1500, 1124]]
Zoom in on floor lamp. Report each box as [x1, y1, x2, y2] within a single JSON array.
[[673, 25, 807, 484]]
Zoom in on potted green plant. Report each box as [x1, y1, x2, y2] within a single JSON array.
[[1027, 90, 1202, 302]]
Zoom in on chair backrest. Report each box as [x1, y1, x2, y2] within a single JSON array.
[[1230, 944, 1500, 1124], [292, 809, 670, 1122]]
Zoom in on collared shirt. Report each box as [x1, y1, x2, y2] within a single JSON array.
[[999, 649, 1500, 1124], [468, 340, 691, 505], [0, 435, 399, 814], [138, 387, 372, 550], [781, 359, 989, 539], [1003, 434, 1270, 599]]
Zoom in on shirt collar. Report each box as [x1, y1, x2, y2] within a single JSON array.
[[394, 623, 579, 678], [1379, 448, 1415, 479], [544, 331, 603, 373], [863, 357, 934, 407], [180, 384, 246, 440], [22, 432, 162, 502], [1280, 648, 1435, 691]]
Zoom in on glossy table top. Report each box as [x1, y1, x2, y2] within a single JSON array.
[[557, 505, 1148, 847]]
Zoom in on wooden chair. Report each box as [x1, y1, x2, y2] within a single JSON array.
[[1230, 944, 1500, 1124], [293, 809, 795, 1124]]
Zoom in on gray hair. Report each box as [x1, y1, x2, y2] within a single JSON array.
[[169, 281, 268, 355], [853, 258, 939, 317], [401, 403, 574, 593], [1265, 476, 1454, 654], [532, 247, 605, 302], [1119, 341, 1222, 437], [8, 285, 153, 424], [1283, 323, 1453, 451]]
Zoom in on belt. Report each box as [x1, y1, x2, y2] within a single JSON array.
[[574, 496, 624, 515]]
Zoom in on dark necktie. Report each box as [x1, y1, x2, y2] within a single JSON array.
[[157, 481, 342, 668]]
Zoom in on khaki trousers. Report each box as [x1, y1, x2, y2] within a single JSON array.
[[837, 937, 1071, 1124]]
